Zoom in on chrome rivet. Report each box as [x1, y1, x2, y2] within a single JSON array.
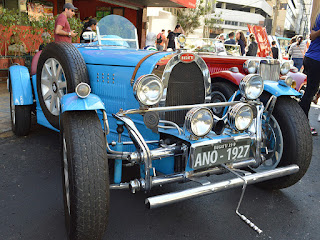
[[113, 77, 115, 80], [107, 77, 109, 79], [102, 73, 104, 75], [108, 81, 109, 83], [107, 73, 109, 76], [112, 81, 114, 84], [113, 74, 115, 76]]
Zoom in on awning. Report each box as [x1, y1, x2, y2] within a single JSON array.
[[99, 0, 196, 9]]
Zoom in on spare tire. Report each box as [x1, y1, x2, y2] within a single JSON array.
[[36, 42, 89, 129]]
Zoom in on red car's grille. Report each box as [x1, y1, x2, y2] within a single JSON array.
[[259, 62, 280, 81]]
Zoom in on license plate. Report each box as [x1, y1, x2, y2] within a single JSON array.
[[190, 139, 251, 170]]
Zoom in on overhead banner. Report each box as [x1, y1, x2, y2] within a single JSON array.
[[248, 24, 271, 57], [170, 0, 196, 8]]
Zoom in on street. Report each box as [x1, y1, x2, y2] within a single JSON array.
[[1, 82, 320, 240]]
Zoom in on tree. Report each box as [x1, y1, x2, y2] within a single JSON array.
[[177, 0, 222, 37]]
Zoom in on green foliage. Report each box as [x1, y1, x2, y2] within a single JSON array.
[[177, 0, 222, 37], [0, 8, 83, 55]]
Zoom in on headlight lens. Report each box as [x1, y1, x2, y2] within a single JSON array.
[[185, 107, 214, 137], [280, 62, 290, 75], [177, 34, 186, 47], [75, 83, 91, 98], [228, 103, 253, 131], [239, 74, 264, 100], [133, 74, 163, 106], [243, 60, 257, 74]]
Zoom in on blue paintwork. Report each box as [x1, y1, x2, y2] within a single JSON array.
[[9, 65, 33, 105], [263, 80, 301, 97], [77, 47, 170, 67], [32, 75, 58, 131], [61, 93, 106, 113], [114, 120, 124, 184]]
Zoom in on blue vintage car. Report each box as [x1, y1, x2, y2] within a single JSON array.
[[8, 15, 312, 240]]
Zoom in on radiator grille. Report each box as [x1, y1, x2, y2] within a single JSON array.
[[165, 62, 205, 125], [259, 62, 280, 81]]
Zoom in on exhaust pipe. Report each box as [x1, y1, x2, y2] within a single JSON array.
[[145, 164, 299, 209]]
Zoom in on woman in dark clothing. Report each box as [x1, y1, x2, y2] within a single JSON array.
[[80, 18, 97, 43], [236, 31, 247, 56], [246, 33, 258, 56]]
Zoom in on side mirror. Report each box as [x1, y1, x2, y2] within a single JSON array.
[[82, 32, 97, 42]]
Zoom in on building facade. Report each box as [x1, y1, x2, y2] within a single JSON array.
[[266, 0, 312, 38]]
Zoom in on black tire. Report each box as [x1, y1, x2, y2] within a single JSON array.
[[211, 81, 237, 116], [60, 111, 109, 240], [254, 96, 312, 189], [9, 82, 31, 136], [37, 42, 89, 129]]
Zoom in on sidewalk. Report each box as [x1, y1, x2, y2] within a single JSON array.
[[0, 81, 12, 137]]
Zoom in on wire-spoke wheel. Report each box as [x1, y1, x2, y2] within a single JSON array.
[[37, 42, 89, 129], [254, 97, 312, 190]]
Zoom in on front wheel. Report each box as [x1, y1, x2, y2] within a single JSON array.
[[253, 96, 312, 189], [61, 111, 109, 240], [211, 81, 237, 116]]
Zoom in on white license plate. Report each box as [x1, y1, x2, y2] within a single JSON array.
[[190, 139, 251, 170]]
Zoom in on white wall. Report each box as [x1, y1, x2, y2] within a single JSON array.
[[147, 8, 177, 35]]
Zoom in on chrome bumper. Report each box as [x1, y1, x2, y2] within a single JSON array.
[[145, 164, 299, 209]]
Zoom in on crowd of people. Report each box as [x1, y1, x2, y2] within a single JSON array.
[[37, 3, 320, 135]]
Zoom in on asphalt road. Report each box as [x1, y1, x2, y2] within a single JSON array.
[[1, 105, 320, 240]]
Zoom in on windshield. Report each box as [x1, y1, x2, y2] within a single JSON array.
[[184, 38, 227, 55], [96, 15, 139, 49]]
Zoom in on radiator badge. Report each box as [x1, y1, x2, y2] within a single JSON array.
[[180, 53, 195, 63]]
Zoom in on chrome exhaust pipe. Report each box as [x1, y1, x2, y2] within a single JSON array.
[[145, 165, 299, 209]]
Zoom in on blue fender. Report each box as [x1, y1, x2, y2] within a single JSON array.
[[263, 80, 301, 97], [61, 92, 106, 113], [9, 65, 33, 105]]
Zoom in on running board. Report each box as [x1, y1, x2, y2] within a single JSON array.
[[145, 165, 299, 209]]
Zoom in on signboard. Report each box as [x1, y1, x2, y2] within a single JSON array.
[[248, 24, 271, 58], [170, 0, 196, 8]]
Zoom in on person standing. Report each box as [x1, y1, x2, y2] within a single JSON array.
[[271, 41, 279, 59], [54, 3, 78, 43], [236, 31, 247, 56], [166, 25, 184, 51], [224, 32, 236, 44], [299, 11, 320, 135], [156, 29, 166, 51], [246, 33, 258, 56], [80, 18, 97, 43], [288, 35, 307, 71]]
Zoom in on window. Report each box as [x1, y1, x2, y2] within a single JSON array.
[[225, 20, 238, 26], [280, 3, 287, 10]]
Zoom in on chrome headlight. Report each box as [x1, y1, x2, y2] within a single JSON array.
[[185, 107, 214, 137], [177, 34, 186, 48], [239, 74, 264, 100], [243, 60, 257, 74], [228, 103, 253, 131], [75, 83, 91, 98], [279, 76, 296, 89], [133, 74, 164, 106], [280, 62, 290, 75]]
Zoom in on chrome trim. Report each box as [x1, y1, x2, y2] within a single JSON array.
[[254, 104, 264, 166], [120, 101, 241, 115], [145, 165, 299, 209], [158, 120, 183, 135], [110, 183, 130, 190], [113, 114, 153, 190], [129, 159, 256, 192], [155, 53, 211, 112]]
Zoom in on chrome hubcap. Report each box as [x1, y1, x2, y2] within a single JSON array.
[[62, 134, 71, 215], [41, 58, 67, 116]]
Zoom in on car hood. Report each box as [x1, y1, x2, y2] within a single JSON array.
[[76, 46, 170, 67]]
